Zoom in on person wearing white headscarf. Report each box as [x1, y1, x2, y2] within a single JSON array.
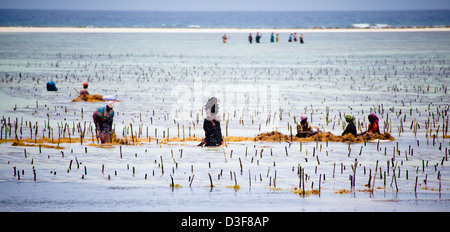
[[199, 97, 223, 146]]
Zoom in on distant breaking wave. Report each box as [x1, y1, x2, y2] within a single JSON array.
[[352, 23, 391, 29], [352, 23, 370, 28], [0, 9, 448, 29]]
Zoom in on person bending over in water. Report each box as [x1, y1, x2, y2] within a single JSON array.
[[198, 97, 223, 147], [93, 101, 115, 143], [296, 114, 318, 137], [46, 81, 58, 91], [342, 114, 357, 137]]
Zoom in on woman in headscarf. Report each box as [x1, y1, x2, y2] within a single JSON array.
[[342, 114, 357, 137], [367, 113, 380, 134], [255, 32, 261, 43], [296, 114, 317, 137], [93, 101, 115, 143], [79, 82, 90, 100], [199, 97, 223, 147]]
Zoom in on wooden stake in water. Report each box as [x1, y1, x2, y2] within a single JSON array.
[[208, 173, 214, 189]]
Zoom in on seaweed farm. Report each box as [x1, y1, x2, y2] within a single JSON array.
[[0, 31, 449, 211]]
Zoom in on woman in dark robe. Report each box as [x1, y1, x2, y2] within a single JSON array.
[[342, 114, 357, 137], [199, 97, 223, 147]]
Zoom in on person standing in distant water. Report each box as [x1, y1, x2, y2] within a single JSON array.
[[255, 32, 261, 43], [288, 33, 292, 42], [293, 32, 297, 42], [270, 33, 274, 43], [276, 34, 279, 42], [248, 33, 253, 44], [300, 33, 304, 44], [222, 34, 229, 43]]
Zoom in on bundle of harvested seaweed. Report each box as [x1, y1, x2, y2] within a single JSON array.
[[254, 131, 395, 143], [72, 94, 104, 102]]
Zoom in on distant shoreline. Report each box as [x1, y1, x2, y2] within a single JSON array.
[[1, 26, 450, 33]]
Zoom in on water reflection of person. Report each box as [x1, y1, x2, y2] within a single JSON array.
[[198, 97, 223, 147]]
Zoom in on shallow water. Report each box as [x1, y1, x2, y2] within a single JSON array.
[[0, 31, 449, 211]]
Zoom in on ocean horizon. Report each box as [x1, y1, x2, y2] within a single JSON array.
[[0, 6, 450, 212], [1, 9, 449, 29]]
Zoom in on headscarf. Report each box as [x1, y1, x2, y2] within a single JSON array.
[[107, 101, 115, 109], [300, 114, 308, 121], [345, 114, 355, 122], [368, 113, 379, 123], [205, 97, 221, 122]]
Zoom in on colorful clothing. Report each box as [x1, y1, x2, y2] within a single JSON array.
[[368, 122, 380, 133], [203, 119, 223, 146], [255, 33, 261, 43], [46, 81, 57, 91], [368, 113, 380, 133], [297, 121, 312, 133], [79, 89, 89, 96], [93, 106, 114, 143], [296, 121, 315, 137]]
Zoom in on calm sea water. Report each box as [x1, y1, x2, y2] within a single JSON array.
[[0, 20, 449, 211], [0, 9, 449, 29]]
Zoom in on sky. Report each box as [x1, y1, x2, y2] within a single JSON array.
[[0, 0, 450, 11]]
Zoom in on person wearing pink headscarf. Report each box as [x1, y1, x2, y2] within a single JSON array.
[[296, 114, 316, 137], [367, 113, 380, 134]]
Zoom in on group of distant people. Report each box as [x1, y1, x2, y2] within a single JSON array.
[[221, 32, 304, 44]]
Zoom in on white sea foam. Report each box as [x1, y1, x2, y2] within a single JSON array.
[[188, 24, 201, 28], [373, 24, 390, 28], [352, 23, 370, 28]]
